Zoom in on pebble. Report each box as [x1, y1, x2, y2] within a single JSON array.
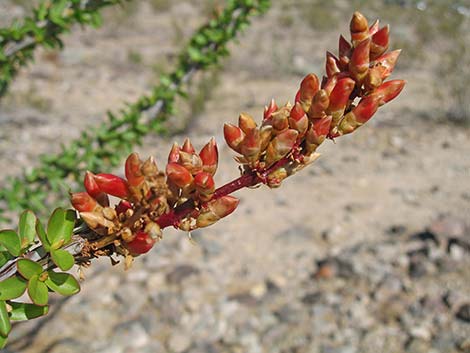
[[409, 326, 432, 341], [168, 331, 192, 353], [249, 282, 267, 299], [113, 321, 150, 349], [408, 256, 430, 278], [387, 224, 407, 236], [406, 339, 431, 353], [455, 303, 470, 323], [429, 217, 466, 238], [301, 291, 322, 305], [166, 264, 200, 285]]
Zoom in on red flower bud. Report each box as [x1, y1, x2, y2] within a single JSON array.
[[259, 125, 274, 152], [326, 51, 341, 78], [354, 95, 381, 123], [94, 173, 130, 199], [373, 49, 401, 80], [224, 123, 245, 153], [364, 67, 383, 91], [141, 156, 158, 176], [182, 138, 195, 154], [265, 129, 298, 166], [238, 113, 257, 134], [294, 89, 301, 104], [298, 74, 320, 111], [168, 142, 181, 163], [212, 195, 239, 217], [321, 73, 349, 96], [263, 99, 278, 120], [306, 116, 332, 149], [199, 138, 218, 175], [373, 79, 406, 105], [178, 151, 203, 175], [84, 171, 101, 198], [308, 89, 330, 119], [314, 116, 333, 137], [84, 171, 110, 206], [339, 95, 381, 135], [240, 129, 261, 163], [350, 11, 369, 45], [271, 107, 290, 132], [125, 153, 144, 187], [196, 196, 239, 228], [369, 19, 379, 36], [166, 162, 194, 188], [70, 192, 98, 212], [370, 25, 389, 59], [289, 102, 309, 135], [338, 35, 352, 59], [125, 230, 156, 255], [349, 38, 370, 82], [194, 172, 215, 201], [327, 77, 356, 122]]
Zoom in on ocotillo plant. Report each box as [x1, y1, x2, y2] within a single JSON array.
[[0, 0, 129, 97], [0, 0, 271, 222], [0, 11, 404, 348]]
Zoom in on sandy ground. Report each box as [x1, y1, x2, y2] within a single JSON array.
[[0, 1, 469, 353]]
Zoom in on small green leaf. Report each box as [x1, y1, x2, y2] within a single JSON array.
[[0, 252, 10, 268], [17, 259, 43, 280], [19, 210, 37, 249], [51, 249, 74, 271], [36, 219, 50, 251], [0, 276, 27, 300], [47, 208, 76, 247], [27, 276, 49, 306], [9, 302, 49, 321], [0, 301, 11, 337], [0, 230, 21, 256], [45, 271, 80, 296], [0, 334, 7, 349]]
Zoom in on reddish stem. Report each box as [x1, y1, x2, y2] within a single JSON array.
[[156, 157, 291, 229]]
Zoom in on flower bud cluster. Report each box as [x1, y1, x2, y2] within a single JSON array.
[[327, 11, 405, 135], [165, 138, 239, 230], [166, 138, 218, 204], [70, 156, 168, 256], [224, 11, 405, 188], [70, 11, 404, 260], [70, 138, 238, 257]]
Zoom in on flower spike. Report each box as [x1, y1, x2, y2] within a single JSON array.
[[69, 11, 405, 268]]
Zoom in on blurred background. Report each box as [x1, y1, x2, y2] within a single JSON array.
[[0, 0, 469, 352]]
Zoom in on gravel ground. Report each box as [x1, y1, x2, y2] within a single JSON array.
[[0, 1, 469, 353]]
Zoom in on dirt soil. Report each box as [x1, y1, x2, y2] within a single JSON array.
[[0, 2, 469, 353]]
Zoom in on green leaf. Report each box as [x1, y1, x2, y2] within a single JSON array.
[[0, 252, 10, 268], [0, 301, 11, 337], [27, 276, 49, 306], [0, 230, 21, 256], [47, 208, 76, 247], [0, 276, 27, 300], [17, 259, 43, 280], [18, 210, 37, 249], [36, 219, 50, 251], [0, 334, 7, 349], [9, 302, 49, 321], [51, 249, 74, 271], [45, 271, 80, 296]]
